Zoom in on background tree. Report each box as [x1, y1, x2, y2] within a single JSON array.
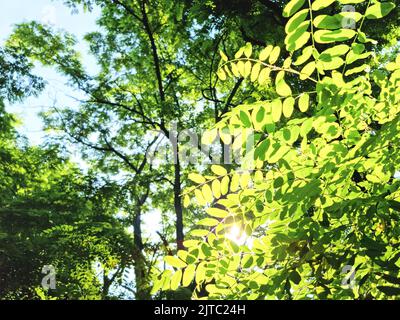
[[0, 43, 133, 300]]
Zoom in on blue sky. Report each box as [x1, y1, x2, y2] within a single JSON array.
[[1, 0, 100, 144]]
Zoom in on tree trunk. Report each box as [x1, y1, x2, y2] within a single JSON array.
[[174, 158, 185, 250], [133, 207, 151, 300]]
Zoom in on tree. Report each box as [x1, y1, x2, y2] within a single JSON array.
[[159, 0, 400, 299], [6, 0, 265, 298], [0, 43, 133, 300]]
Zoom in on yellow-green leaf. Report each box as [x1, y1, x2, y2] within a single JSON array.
[[312, 0, 336, 11], [198, 217, 219, 227], [220, 50, 228, 62], [251, 63, 261, 82], [211, 165, 228, 176], [217, 69, 226, 81], [283, 0, 306, 18], [276, 71, 292, 97], [188, 173, 206, 184], [298, 93, 310, 112], [272, 99, 283, 122], [165, 256, 187, 268], [244, 42, 253, 58], [212, 179, 221, 199], [285, 9, 309, 34], [365, 2, 395, 19], [202, 184, 213, 203], [258, 67, 271, 85], [206, 207, 229, 218], [182, 265, 196, 287], [170, 270, 182, 290], [300, 61, 316, 80], [244, 61, 252, 78], [259, 45, 273, 61], [269, 47, 281, 64], [221, 176, 230, 195], [314, 29, 356, 44], [283, 97, 295, 118]]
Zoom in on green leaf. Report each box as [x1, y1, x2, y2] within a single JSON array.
[[269, 47, 281, 64], [202, 184, 213, 203], [235, 47, 244, 59], [272, 99, 283, 122], [255, 106, 265, 126], [258, 68, 271, 85], [195, 263, 206, 284], [285, 9, 309, 34], [285, 21, 311, 52], [319, 55, 345, 70], [294, 46, 314, 66], [345, 64, 368, 76], [321, 44, 350, 57], [212, 179, 221, 198], [312, 0, 336, 11], [251, 63, 261, 82], [298, 93, 310, 112], [195, 189, 206, 206], [220, 51, 228, 62], [276, 71, 292, 97], [300, 61, 316, 80], [240, 110, 252, 128], [259, 45, 273, 61], [300, 118, 314, 137], [283, 0, 306, 18], [170, 270, 182, 290], [183, 195, 190, 208], [188, 173, 206, 184], [190, 229, 209, 237], [313, 15, 341, 29], [182, 265, 196, 287], [206, 207, 229, 218], [241, 255, 254, 268], [211, 165, 227, 176], [217, 69, 226, 81], [314, 29, 357, 43], [231, 62, 240, 77], [198, 217, 219, 227], [244, 61, 252, 78], [283, 97, 295, 118], [244, 42, 253, 58], [268, 145, 290, 163], [165, 256, 187, 268], [221, 176, 229, 195], [255, 139, 271, 160], [202, 128, 218, 145], [365, 2, 395, 19]]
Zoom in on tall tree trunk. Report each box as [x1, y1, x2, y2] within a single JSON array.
[[167, 125, 185, 251], [133, 207, 150, 300], [174, 156, 185, 250]]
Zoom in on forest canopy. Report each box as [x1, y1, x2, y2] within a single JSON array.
[[1, 0, 400, 300]]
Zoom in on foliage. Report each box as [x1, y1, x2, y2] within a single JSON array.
[[0, 38, 132, 300], [0, 140, 134, 299], [158, 0, 400, 299]]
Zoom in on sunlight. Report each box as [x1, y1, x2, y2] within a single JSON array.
[[226, 225, 247, 245]]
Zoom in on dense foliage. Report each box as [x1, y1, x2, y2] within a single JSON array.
[[159, 0, 400, 299], [1, 0, 400, 300]]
